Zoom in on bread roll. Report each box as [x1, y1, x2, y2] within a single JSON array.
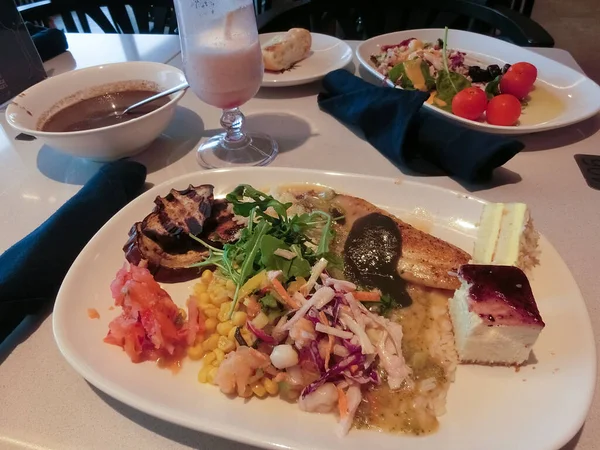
[[262, 28, 312, 71]]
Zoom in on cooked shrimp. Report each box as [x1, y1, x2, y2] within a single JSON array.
[[289, 317, 316, 349], [298, 383, 339, 413], [215, 347, 270, 396]]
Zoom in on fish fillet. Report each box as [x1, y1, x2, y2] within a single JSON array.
[[331, 194, 470, 290]]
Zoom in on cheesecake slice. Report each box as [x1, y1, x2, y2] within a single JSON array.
[[449, 264, 545, 366], [472, 203, 540, 273]]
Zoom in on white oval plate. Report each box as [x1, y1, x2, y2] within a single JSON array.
[[356, 29, 600, 135], [53, 167, 596, 450], [260, 32, 353, 87]]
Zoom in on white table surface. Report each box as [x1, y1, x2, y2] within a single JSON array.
[[0, 35, 598, 450]]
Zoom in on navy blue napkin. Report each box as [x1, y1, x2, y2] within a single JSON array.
[[318, 69, 524, 182], [0, 160, 146, 338], [26, 22, 68, 62]]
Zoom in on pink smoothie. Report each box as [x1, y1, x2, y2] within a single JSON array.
[[182, 4, 263, 110], [185, 40, 263, 109]]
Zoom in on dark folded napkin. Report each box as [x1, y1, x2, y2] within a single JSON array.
[[26, 22, 68, 62], [317, 69, 524, 182], [0, 160, 146, 339]]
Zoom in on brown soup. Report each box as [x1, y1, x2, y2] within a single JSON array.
[[40, 90, 170, 132]]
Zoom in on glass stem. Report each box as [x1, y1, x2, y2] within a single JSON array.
[[220, 108, 249, 146]]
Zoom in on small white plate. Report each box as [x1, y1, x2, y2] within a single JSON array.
[[356, 29, 600, 135], [260, 32, 353, 87], [53, 167, 596, 450]]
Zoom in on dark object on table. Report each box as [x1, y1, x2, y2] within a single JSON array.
[[309, 0, 553, 47], [318, 69, 523, 182], [18, 0, 178, 34], [0, 160, 147, 341], [574, 154, 600, 191], [0, 1, 46, 105], [26, 22, 68, 62]]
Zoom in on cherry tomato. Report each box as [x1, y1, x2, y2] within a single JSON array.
[[452, 87, 488, 120], [486, 94, 522, 126], [500, 62, 537, 99], [507, 62, 537, 86]]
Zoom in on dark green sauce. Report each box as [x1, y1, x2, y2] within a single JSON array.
[[343, 212, 411, 307]]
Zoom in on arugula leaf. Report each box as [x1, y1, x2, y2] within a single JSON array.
[[485, 75, 502, 99], [229, 220, 271, 316], [226, 184, 291, 218], [259, 235, 311, 280]]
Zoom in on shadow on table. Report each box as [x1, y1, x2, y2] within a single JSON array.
[[133, 106, 204, 174], [560, 426, 584, 450], [521, 115, 600, 152], [90, 384, 263, 450], [0, 309, 49, 365], [201, 113, 315, 154], [36, 106, 203, 185]]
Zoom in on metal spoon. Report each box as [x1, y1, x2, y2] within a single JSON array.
[[116, 81, 189, 117]]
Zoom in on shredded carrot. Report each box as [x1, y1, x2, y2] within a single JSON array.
[[350, 364, 359, 373], [87, 308, 100, 319], [353, 291, 381, 302], [271, 278, 301, 309], [337, 386, 348, 418], [318, 311, 335, 370]]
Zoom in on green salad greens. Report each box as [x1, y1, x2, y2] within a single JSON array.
[[189, 184, 339, 318]]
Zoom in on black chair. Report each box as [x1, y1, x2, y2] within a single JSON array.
[[313, 0, 553, 47], [18, 0, 177, 34], [491, 0, 535, 18]]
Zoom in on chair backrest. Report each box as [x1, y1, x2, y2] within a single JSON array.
[[255, 0, 314, 33], [355, 0, 552, 47], [19, 0, 177, 34]]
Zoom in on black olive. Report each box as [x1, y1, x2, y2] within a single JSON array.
[[487, 64, 501, 78], [502, 63, 511, 74], [468, 66, 493, 83]]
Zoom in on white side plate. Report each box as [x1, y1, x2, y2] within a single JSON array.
[[356, 29, 600, 135], [53, 167, 596, 450], [260, 33, 353, 87]]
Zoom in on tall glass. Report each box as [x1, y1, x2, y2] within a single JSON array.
[[173, 0, 278, 168]]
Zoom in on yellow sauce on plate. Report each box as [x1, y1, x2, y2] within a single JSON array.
[[519, 84, 565, 126]]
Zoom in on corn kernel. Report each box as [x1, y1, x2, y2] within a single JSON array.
[[198, 293, 211, 305], [204, 317, 218, 333], [228, 326, 238, 341], [204, 308, 219, 318], [203, 334, 219, 351], [187, 344, 204, 360], [218, 302, 233, 321], [197, 365, 211, 383], [240, 385, 253, 398], [214, 348, 225, 363], [178, 308, 187, 320], [232, 311, 247, 327], [252, 382, 267, 398], [211, 294, 229, 307], [226, 279, 236, 291], [263, 378, 279, 396], [202, 351, 216, 365], [207, 367, 218, 384], [201, 270, 213, 282], [217, 320, 234, 336], [217, 335, 236, 353], [194, 283, 208, 294]]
